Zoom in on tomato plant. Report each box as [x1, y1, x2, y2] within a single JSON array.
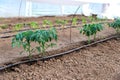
[[108, 18, 120, 34], [29, 22, 39, 29], [88, 16, 95, 22], [55, 19, 67, 35], [79, 23, 103, 43], [0, 24, 8, 29], [12, 27, 57, 58], [72, 17, 78, 26], [55, 19, 67, 28], [14, 23, 23, 31], [81, 17, 87, 24], [43, 20, 53, 28]]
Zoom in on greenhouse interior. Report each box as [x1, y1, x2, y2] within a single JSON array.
[[0, 0, 120, 80]]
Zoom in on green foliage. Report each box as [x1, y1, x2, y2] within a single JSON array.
[[72, 17, 78, 26], [88, 16, 95, 22], [12, 27, 57, 58], [14, 24, 23, 31], [55, 19, 67, 28], [29, 22, 39, 29], [56, 19, 67, 25], [81, 17, 87, 24], [108, 18, 120, 33], [0, 24, 8, 29], [79, 23, 103, 43], [43, 20, 53, 27]]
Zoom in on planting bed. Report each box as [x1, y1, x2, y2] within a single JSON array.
[[0, 14, 120, 80], [0, 38, 120, 80], [0, 25, 116, 65], [0, 15, 120, 79], [0, 15, 110, 34]]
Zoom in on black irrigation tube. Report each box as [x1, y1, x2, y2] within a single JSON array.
[[0, 35, 15, 38], [0, 35, 119, 71]]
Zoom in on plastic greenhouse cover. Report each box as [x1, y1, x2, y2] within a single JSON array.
[[29, 0, 87, 5], [0, 0, 120, 18], [29, 0, 120, 4]]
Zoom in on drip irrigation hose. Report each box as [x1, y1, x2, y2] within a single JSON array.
[[0, 34, 119, 71], [0, 35, 15, 38]]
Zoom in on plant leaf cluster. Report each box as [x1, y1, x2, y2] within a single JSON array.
[[29, 22, 39, 29], [80, 23, 103, 43], [55, 19, 67, 25], [12, 27, 57, 57], [14, 24, 23, 31], [43, 20, 53, 27], [0, 24, 8, 29], [108, 18, 120, 33], [81, 17, 87, 24], [88, 16, 95, 22], [72, 17, 78, 26], [55, 19, 67, 28]]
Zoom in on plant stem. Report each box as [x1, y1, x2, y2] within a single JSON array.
[[88, 36, 91, 44], [116, 28, 119, 34], [94, 34, 96, 40], [28, 46, 32, 59]]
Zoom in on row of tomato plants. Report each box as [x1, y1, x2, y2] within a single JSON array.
[[11, 18, 119, 58], [0, 16, 105, 31]]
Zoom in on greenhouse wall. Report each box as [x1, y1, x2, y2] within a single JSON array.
[[0, 0, 26, 17], [0, 0, 120, 18], [32, 2, 83, 16]]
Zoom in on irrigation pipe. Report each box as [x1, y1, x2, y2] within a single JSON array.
[[0, 34, 119, 71]]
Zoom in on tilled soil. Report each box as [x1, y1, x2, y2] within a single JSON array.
[[0, 39, 120, 80]]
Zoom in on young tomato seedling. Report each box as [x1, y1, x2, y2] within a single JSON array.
[[108, 18, 120, 34], [79, 23, 103, 43], [14, 23, 23, 31], [88, 16, 95, 23], [29, 22, 39, 29], [81, 17, 87, 25], [12, 27, 57, 58], [0, 24, 8, 29], [55, 19, 67, 35], [42, 20, 53, 28], [72, 17, 78, 26]]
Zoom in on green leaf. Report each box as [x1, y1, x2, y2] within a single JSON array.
[[36, 47, 41, 53]]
